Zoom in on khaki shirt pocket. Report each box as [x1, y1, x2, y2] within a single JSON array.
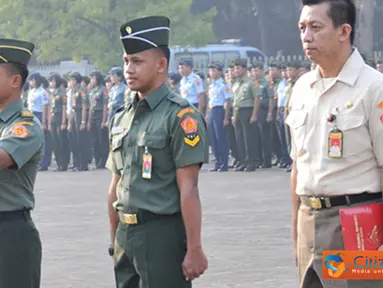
[[286, 108, 308, 154], [336, 114, 370, 156]]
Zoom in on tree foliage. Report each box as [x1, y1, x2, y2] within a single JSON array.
[[0, 0, 216, 71]]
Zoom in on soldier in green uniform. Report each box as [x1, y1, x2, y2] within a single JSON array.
[[68, 72, 90, 171], [48, 73, 70, 171], [252, 62, 274, 168], [232, 59, 261, 171], [88, 71, 108, 169], [268, 62, 283, 165], [107, 16, 208, 288], [0, 39, 42, 287], [224, 64, 239, 167]]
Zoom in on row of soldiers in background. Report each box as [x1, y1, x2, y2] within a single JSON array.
[[167, 58, 312, 172], [22, 67, 128, 172]]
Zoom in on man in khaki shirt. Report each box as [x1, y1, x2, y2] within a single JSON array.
[[286, 1, 383, 288]]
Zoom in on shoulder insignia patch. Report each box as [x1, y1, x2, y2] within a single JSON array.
[[177, 108, 195, 118], [80, 90, 87, 98], [225, 86, 231, 93], [377, 101, 383, 109], [255, 81, 260, 88], [21, 110, 33, 118], [196, 80, 201, 86], [268, 82, 273, 89], [180, 116, 198, 134], [12, 124, 29, 138]]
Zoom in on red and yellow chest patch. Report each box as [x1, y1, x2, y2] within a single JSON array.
[[180, 116, 198, 134], [12, 125, 29, 138]]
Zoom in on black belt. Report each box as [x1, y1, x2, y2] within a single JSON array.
[[211, 106, 224, 109], [0, 210, 31, 222], [301, 192, 382, 210], [119, 209, 181, 225]]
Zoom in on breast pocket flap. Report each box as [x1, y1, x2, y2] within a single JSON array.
[[337, 115, 364, 131], [137, 134, 167, 149]]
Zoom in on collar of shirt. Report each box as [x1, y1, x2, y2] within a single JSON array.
[[132, 83, 169, 111], [0, 99, 23, 122], [308, 48, 364, 88]]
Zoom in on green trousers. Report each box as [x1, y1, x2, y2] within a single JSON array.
[[0, 217, 42, 288], [114, 215, 191, 288]]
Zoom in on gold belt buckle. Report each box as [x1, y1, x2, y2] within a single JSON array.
[[309, 197, 322, 209], [123, 213, 138, 224]]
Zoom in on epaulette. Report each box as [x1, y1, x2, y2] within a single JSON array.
[[21, 109, 34, 118], [167, 93, 189, 108]]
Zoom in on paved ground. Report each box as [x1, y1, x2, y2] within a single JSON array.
[[33, 166, 299, 288]]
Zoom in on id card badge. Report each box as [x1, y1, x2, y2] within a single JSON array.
[[328, 128, 343, 159], [142, 146, 152, 179]]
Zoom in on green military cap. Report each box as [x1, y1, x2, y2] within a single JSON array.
[[227, 62, 234, 69], [0, 38, 35, 67], [286, 60, 301, 69], [252, 62, 264, 69], [269, 61, 282, 69], [68, 72, 82, 83], [234, 58, 247, 68], [120, 16, 170, 55]]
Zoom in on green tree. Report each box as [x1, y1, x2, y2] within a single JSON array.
[[0, 0, 216, 71]]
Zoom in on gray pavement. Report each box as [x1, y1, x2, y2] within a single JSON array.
[[33, 167, 299, 288]]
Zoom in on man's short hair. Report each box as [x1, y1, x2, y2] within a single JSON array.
[[6, 63, 29, 88], [301, 0, 356, 44]]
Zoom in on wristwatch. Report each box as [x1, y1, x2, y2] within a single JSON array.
[[81, 120, 86, 124], [108, 244, 114, 256]]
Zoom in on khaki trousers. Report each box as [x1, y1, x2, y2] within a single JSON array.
[[298, 199, 383, 288]]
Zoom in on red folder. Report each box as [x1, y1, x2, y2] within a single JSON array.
[[340, 202, 383, 251]]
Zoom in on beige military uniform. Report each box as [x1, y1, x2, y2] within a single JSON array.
[[286, 49, 383, 288]]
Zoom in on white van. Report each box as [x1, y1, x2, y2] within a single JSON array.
[[169, 39, 267, 75]]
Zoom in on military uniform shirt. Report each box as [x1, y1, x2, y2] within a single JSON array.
[[180, 72, 204, 104], [124, 87, 136, 108], [27, 86, 49, 112], [286, 49, 383, 196], [232, 76, 261, 108], [51, 87, 67, 114], [106, 84, 208, 214], [208, 78, 232, 108], [108, 83, 126, 110], [71, 87, 89, 110], [89, 86, 105, 112], [0, 100, 43, 211]]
